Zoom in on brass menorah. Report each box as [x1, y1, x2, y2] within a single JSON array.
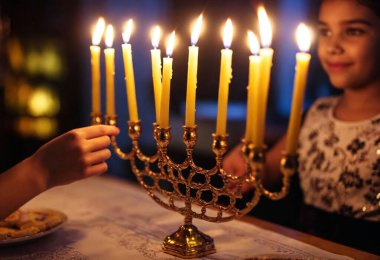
[[91, 113, 297, 259]]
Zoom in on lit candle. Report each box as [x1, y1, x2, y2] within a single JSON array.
[[150, 25, 162, 123], [159, 31, 175, 128], [286, 23, 312, 155], [245, 31, 262, 143], [216, 19, 233, 136], [257, 6, 274, 146], [185, 14, 203, 127], [104, 24, 115, 116], [90, 17, 105, 115], [122, 19, 139, 122]]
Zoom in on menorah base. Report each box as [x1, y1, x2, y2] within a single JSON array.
[[162, 224, 216, 258]]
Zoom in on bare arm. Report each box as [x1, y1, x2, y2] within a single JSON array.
[[0, 125, 119, 219]]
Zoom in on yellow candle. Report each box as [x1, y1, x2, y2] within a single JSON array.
[[185, 15, 202, 127], [90, 17, 105, 115], [286, 23, 312, 155], [257, 6, 274, 146], [150, 26, 162, 122], [245, 31, 262, 143], [104, 24, 115, 116], [159, 31, 175, 128], [216, 19, 233, 136], [122, 19, 139, 122]]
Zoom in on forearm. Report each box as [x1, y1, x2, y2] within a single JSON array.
[[0, 157, 47, 219], [262, 135, 287, 188]]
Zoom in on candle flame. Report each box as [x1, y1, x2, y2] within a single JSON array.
[[222, 18, 233, 48], [122, 19, 133, 43], [191, 14, 203, 45], [151, 25, 161, 49], [166, 31, 175, 57], [92, 17, 105, 45], [247, 31, 260, 55], [105, 24, 114, 48], [258, 6, 272, 48], [296, 23, 312, 52]]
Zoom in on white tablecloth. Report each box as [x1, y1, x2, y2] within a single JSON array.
[[1, 176, 352, 260]]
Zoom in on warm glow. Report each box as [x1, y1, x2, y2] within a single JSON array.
[[166, 31, 175, 57], [105, 25, 114, 48], [258, 6, 272, 47], [151, 25, 161, 49], [28, 87, 60, 116], [191, 14, 203, 45], [296, 23, 312, 52], [222, 18, 233, 48], [122, 19, 133, 43], [247, 31, 260, 55], [92, 17, 105, 45]]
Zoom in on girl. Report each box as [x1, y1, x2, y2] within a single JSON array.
[[223, 0, 380, 254]]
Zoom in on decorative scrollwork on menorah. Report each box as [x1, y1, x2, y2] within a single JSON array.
[[91, 114, 297, 259]]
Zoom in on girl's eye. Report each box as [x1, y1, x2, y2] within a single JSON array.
[[318, 27, 332, 37], [346, 28, 364, 36]]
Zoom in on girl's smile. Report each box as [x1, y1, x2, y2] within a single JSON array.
[[325, 61, 354, 73]]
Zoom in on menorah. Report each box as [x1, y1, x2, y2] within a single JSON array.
[[88, 6, 312, 258], [91, 113, 296, 258]]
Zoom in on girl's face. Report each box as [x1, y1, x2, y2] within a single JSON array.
[[317, 0, 380, 90]]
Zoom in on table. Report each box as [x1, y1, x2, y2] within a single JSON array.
[[1, 176, 378, 260]]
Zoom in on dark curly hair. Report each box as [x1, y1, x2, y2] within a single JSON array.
[[357, 0, 380, 17]]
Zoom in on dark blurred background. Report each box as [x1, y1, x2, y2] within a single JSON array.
[[0, 0, 333, 229]]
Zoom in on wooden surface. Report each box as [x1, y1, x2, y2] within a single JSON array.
[[239, 215, 379, 260]]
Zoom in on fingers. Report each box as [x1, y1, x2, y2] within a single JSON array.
[[78, 125, 120, 139], [85, 149, 112, 165], [233, 161, 247, 177], [223, 157, 246, 177], [85, 136, 111, 152], [85, 162, 108, 176]]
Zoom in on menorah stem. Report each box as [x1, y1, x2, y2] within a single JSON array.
[[184, 200, 193, 225], [184, 211, 193, 226]]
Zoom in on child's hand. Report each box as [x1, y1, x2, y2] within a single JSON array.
[[223, 144, 246, 178], [30, 125, 120, 189], [223, 144, 253, 193]]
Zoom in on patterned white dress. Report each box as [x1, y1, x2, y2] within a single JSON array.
[[298, 96, 380, 222]]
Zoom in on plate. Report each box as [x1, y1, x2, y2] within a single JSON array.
[[0, 209, 67, 246]]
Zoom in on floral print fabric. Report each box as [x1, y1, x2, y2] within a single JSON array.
[[298, 96, 380, 221]]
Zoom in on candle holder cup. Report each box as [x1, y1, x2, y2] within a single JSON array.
[[95, 115, 297, 259]]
